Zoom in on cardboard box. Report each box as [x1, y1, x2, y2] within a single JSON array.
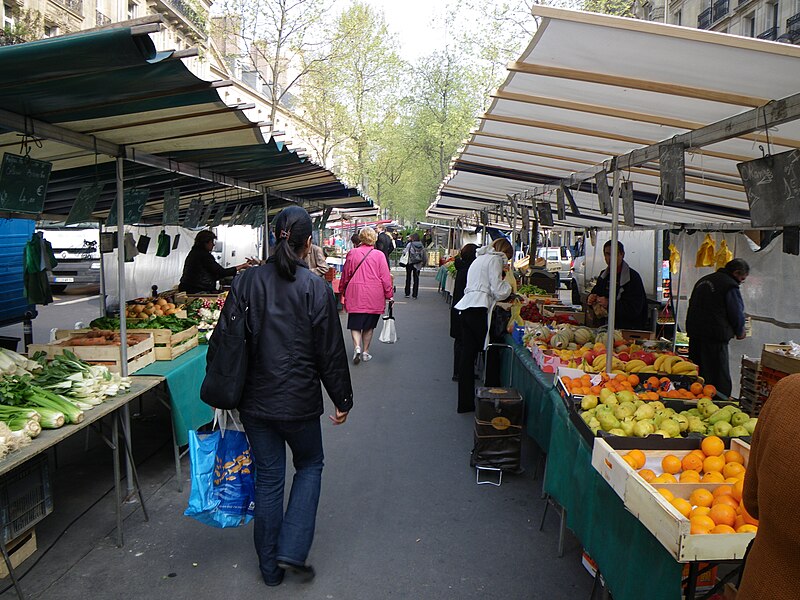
[[0, 530, 36, 579], [761, 344, 800, 375]]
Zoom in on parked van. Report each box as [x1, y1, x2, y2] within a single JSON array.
[[37, 226, 101, 292], [536, 246, 573, 288]]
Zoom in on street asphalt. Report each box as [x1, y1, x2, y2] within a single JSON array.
[[0, 272, 595, 600]]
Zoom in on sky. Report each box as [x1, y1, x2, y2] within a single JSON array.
[[363, 0, 454, 60]]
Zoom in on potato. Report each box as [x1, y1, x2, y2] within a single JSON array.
[[156, 298, 168, 306], [143, 307, 155, 315], [133, 305, 144, 313], [165, 303, 175, 310], [165, 308, 177, 315], [153, 309, 164, 316], [145, 302, 154, 309]]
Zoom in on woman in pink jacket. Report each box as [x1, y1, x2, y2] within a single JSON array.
[[341, 227, 394, 364]]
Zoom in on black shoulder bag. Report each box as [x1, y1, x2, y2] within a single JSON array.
[[200, 274, 252, 410]]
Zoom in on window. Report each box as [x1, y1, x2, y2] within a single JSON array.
[[2, 4, 13, 29], [127, 1, 137, 19], [44, 23, 59, 37], [673, 10, 682, 25], [772, 1, 780, 27], [745, 13, 756, 36]]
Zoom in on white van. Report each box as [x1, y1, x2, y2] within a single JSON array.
[[536, 246, 573, 288]]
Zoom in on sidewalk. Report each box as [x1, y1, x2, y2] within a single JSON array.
[[0, 272, 594, 600]]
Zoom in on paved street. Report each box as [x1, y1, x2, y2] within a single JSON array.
[[0, 272, 593, 600]]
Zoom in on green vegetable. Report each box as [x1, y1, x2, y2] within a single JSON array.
[[518, 284, 548, 296], [89, 315, 197, 333]]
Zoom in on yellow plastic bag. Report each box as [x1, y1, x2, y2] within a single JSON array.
[[695, 234, 716, 267], [668, 243, 681, 273], [714, 239, 733, 270]]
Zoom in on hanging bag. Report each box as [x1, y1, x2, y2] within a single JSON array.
[[184, 410, 255, 528], [399, 245, 410, 267], [200, 274, 252, 410], [379, 302, 397, 344]]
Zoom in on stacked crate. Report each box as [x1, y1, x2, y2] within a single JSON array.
[[756, 344, 800, 417], [738, 356, 761, 416]]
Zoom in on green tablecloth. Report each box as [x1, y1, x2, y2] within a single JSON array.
[[505, 339, 684, 600], [134, 345, 213, 446]]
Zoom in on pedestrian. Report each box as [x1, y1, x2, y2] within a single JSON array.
[[685, 258, 749, 396], [340, 226, 394, 364], [450, 243, 478, 381], [587, 240, 648, 330], [375, 224, 394, 266], [219, 206, 352, 587], [737, 373, 800, 600], [306, 243, 329, 277], [350, 233, 361, 249], [454, 238, 514, 413], [404, 233, 426, 299]]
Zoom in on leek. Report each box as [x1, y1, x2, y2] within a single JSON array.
[[31, 407, 64, 429], [6, 418, 41, 438]]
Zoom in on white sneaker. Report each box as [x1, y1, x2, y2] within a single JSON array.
[[362, 352, 372, 362], [353, 347, 361, 364]]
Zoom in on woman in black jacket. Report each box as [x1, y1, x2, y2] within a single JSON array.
[[220, 206, 353, 587], [178, 229, 250, 293], [449, 243, 478, 380]]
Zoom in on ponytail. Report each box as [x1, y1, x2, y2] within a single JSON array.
[[272, 206, 313, 281]]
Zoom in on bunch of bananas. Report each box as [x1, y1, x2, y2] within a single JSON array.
[[623, 360, 657, 374], [582, 353, 626, 373], [654, 355, 699, 376]]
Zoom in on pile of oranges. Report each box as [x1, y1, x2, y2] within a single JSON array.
[[560, 372, 640, 396], [641, 377, 717, 400], [621, 436, 757, 535]]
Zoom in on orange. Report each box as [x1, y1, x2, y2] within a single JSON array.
[[646, 376, 660, 390], [732, 479, 744, 502], [734, 515, 746, 530], [712, 485, 734, 498], [657, 488, 675, 502], [702, 472, 725, 483], [690, 506, 711, 519], [725, 477, 741, 484], [623, 455, 639, 469], [690, 382, 703, 396], [638, 469, 656, 483], [723, 463, 746, 479], [712, 495, 740, 510], [681, 453, 704, 472], [703, 384, 717, 397], [625, 450, 646, 470], [689, 449, 707, 460], [737, 524, 758, 534], [628, 374, 639, 387], [661, 455, 682, 475], [701, 436, 725, 457], [653, 473, 677, 484], [710, 524, 736, 534], [724, 450, 745, 465], [690, 514, 716, 533], [703, 455, 726, 473], [561, 376, 572, 387], [689, 488, 714, 508], [670, 497, 693, 518], [709, 504, 737, 527], [679, 470, 701, 483]]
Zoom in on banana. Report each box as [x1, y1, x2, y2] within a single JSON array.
[[671, 361, 697, 374], [654, 355, 666, 372], [625, 360, 647, 373], [661, 356, 682, 374], [639, 366, 657, 373], [593, 355, 607, 369]]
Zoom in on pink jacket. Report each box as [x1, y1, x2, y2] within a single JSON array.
[[341, 245, 393, 314]]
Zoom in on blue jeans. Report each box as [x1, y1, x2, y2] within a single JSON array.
[[242, 417, 324, 585]]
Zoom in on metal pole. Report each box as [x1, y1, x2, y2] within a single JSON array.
[[262, 192, 269, 261], [605, 169, 621, 374], [672, 231, 687, 352], [98, 222, 107, 316]]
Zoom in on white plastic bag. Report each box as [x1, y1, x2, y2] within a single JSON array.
[[379, 305, 397, 344]]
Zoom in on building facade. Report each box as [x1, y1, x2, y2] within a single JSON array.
[[637, 0, 800, 43]]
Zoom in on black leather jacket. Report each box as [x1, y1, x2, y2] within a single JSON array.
[[214, 258, 353, 422], [179, 246, 236, 293]]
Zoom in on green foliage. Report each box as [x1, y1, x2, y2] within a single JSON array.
[[582, 0, 636, 17]]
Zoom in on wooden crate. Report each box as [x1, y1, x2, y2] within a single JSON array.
[[760, 344, 800, 375], [0, 530, 36, 579], [620, 329, 656, 341], [56, 327, 198, 361], [29, 334, 154, 374], [592, 438, 753, 562]]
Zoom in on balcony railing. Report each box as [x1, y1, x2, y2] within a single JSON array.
[[52, 0, 83, 15], [698, 7, 712, 28], [758, 26, 778, 40], [165, 0, 205, 30], [787, 12, 800, 32], [712, 0, 729, 22], [95, 10, 111, 26]]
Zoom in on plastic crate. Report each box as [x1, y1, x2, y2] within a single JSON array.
[[0, 455, 53, 543]]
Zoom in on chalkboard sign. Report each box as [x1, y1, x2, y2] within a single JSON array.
[[163, 189, 180, 226], [595, 171, 611, 215], [0, 153, 52, 214], [562, 185, 581, 216], [106, 188, 150, 227], [738, 149, 800, 227], [556, 188, 566, 221], [235, 205, 253, 226], [228, 204, 242, 225], [182, 198, 204, 229], [66, 183, 103, 225], [249, 205, 265, 227], [621, 181, 635, 226], [536, 201, 554, 227], [200, 201, 215, 226], [210, 202, 227, 227], [659, 143, 685, 204]]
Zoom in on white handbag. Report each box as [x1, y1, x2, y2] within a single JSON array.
[[379, 305, 397, 344]]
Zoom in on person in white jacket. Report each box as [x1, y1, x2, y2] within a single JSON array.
[[454, 238, 514, 413]]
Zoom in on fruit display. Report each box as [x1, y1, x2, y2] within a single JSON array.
[[186, 293, 227, 342], [577, 392, 756, 439], [621, 437, 757, 535], [125, 297, 184, 318]]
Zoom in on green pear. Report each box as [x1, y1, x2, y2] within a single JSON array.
[[687, 417, 706, 434], [581, 410, 595, 424], [743, 418, 758, 435], [616, 390, 636, 404], [674, 414, 689, 432], [729, 426, 749, 437], [634, 404, 656, 421], [697, 397, 713, 407], [653, 430, 671, 438], [660, 418, 681, 438], [581, 395, 599, 410], [588, 417, 601, 430], [731, 412, 750, 427], [608, 428, 627, 437], [633, 399, 644, 408], [620, 418, 636, 436], [687, 408, 702, 418], [650, 401, 665, 412], [633, 420, 656, 437], [614, 403, 635, 420], [700, 402, 720, 418], [708, 407, 733, 425], [599, 388, 615, 402], [713, 421, 733, 437]]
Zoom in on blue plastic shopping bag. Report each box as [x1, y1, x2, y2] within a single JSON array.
[[185, 424, 255, 528]]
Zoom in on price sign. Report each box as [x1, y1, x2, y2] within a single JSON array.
[[0, 153, 52, 214]]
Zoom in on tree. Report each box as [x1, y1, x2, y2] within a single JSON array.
[[582, 0, 636, 17]]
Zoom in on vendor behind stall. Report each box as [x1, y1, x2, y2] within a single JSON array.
[[178, 230, 250, 293], [587, 240, 648, 330]]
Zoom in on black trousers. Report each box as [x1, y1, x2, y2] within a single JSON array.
[[404, 265, 420, 298], [458, 307, 488, 413], [688, 338, 732, 396]]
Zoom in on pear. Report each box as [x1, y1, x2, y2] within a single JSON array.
[[634, 404, 656, 421], [614, 403, 635, 420], [653, 429, 671, 438], [686, 408, 702, 418], [687, 417, 706, 434], [729, 425, 749, 437], [731, 412, 750, 428], [743, 418, 758, 435], [608, 428, 627, 437], [633, 420, 656, 438], [649, 401, 665, 412], [674, 413, 689, 432], [700, 402, 720, 418], [708, 407, 733, 425], [597, 412, 620, 432], [633, 399, 644, 408], [619, 418, 636, 437], [616, 390, 636, 404], [713, 421, 733, 437], [581, 410, 595, 424], [660, 418, 681, 438], [581, 395, 599, 410], [697, 397, 713, 407]]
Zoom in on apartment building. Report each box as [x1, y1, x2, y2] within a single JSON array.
[[637, 0, 800, 43]]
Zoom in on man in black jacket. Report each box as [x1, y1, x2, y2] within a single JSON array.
[[587, 241, 648, 330], [686, 259, 749, 396], [375, 225, 394, 266]]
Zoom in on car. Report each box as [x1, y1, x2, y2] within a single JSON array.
[[536, 246, 574, 288]]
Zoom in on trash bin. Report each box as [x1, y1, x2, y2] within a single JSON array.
[[471, 387, 523, 473], [0, 336, 20, 352]]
